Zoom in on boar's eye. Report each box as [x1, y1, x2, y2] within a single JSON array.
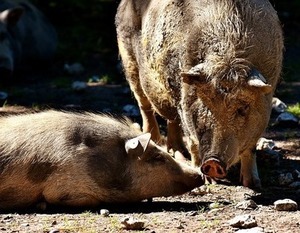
[[236, 105, 250, 117]]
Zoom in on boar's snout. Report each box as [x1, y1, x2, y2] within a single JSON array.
[[200, 157, 227, 179]]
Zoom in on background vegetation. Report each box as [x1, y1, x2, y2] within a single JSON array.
[[26, 0, 300, 83], [26, 0, 300, 84]]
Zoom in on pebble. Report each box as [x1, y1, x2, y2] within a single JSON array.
[[228, 214, 257, 229], [278, 173, 294, 186], [274, 112, 299, 127], [209, 202, 222, 209], [49, 229, 60, 233], [190, 185, 211, 195], [100, 209, 110, 217], [274, 199, 298, 211], [72, 81, 87, 91], [236, 227, 264, 233], [235, 200, 258, 210], [272, 97, 287, 113], [121, 217, 145, 230], [256, 138, 275, 151]]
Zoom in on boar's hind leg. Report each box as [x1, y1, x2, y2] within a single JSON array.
[[240, 150, 261, 188], [118, 40, 160, 142]]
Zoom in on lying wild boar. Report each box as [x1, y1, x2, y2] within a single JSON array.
[[0, 111, 203, 210], [0, 0, 57, 78], [116, 0, 284, 187]]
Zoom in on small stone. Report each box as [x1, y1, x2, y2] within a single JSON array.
[[176, 222, 184, 229], [100, 209, 110, 217], [278, 173, 294, 186], [121, 217, 145, 230], [190, 185, 210, 195], [20, 223, 29, 227], [51, 221, 57, 226], [49, 229, 60, 233], [186, 211, 198, 217], [236, 227, 264, 233], [274, 112, 299, 128], [209, 202, 222, 209], [3, 215, 13, 222], [272, 97, 287, 113], [235, 200, 258, 210], [72, 81, 87, 91], [274, 199, 298, 211], [256, 138, 275, 151], [228, 214, 257, 229]]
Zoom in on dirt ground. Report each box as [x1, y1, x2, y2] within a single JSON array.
[[0, 71, 299, 233]]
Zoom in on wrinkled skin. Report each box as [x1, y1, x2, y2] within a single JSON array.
[[116, 0, 284, 187], [0, 111, 203, 210], [0, 0, 57, 79]]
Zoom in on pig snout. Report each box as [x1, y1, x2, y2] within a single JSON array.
[[200, 157, 227, 179]]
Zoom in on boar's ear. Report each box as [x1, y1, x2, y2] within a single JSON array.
[[248, 69, 272, 94], [181, 64, 207, 85], [0, 7, 24, 25], [125, 133, 151, 157]]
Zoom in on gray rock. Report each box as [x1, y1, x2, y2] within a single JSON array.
[[72, 81, 87, 91], [274, 199, 298, 211], [228, 214, 257, 229], [256, 138, 275, 151], [274, 112, 299, 127], [235, 200, 258, 210], [272, 97, 287, 113], [100, 209, 110, 217]]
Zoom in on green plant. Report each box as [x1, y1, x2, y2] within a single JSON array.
[[287, 103, 300, 117]]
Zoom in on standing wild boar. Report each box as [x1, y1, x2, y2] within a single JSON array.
[[116, 0, 284, 187], [0, 0, 57, 79], [0, 111, 203, 210]]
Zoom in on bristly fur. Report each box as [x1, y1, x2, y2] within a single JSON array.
[[193, 0, 266, 87]]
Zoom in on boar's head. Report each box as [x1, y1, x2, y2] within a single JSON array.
[[125, 133, 203, 200], [0, 6, 24, 78], [180, 63, 273, 186]]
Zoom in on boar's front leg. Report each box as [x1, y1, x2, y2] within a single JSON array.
[[118, 40, 160, 142], [167, 120, 189, 160], [240, 150, 261, 188]]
